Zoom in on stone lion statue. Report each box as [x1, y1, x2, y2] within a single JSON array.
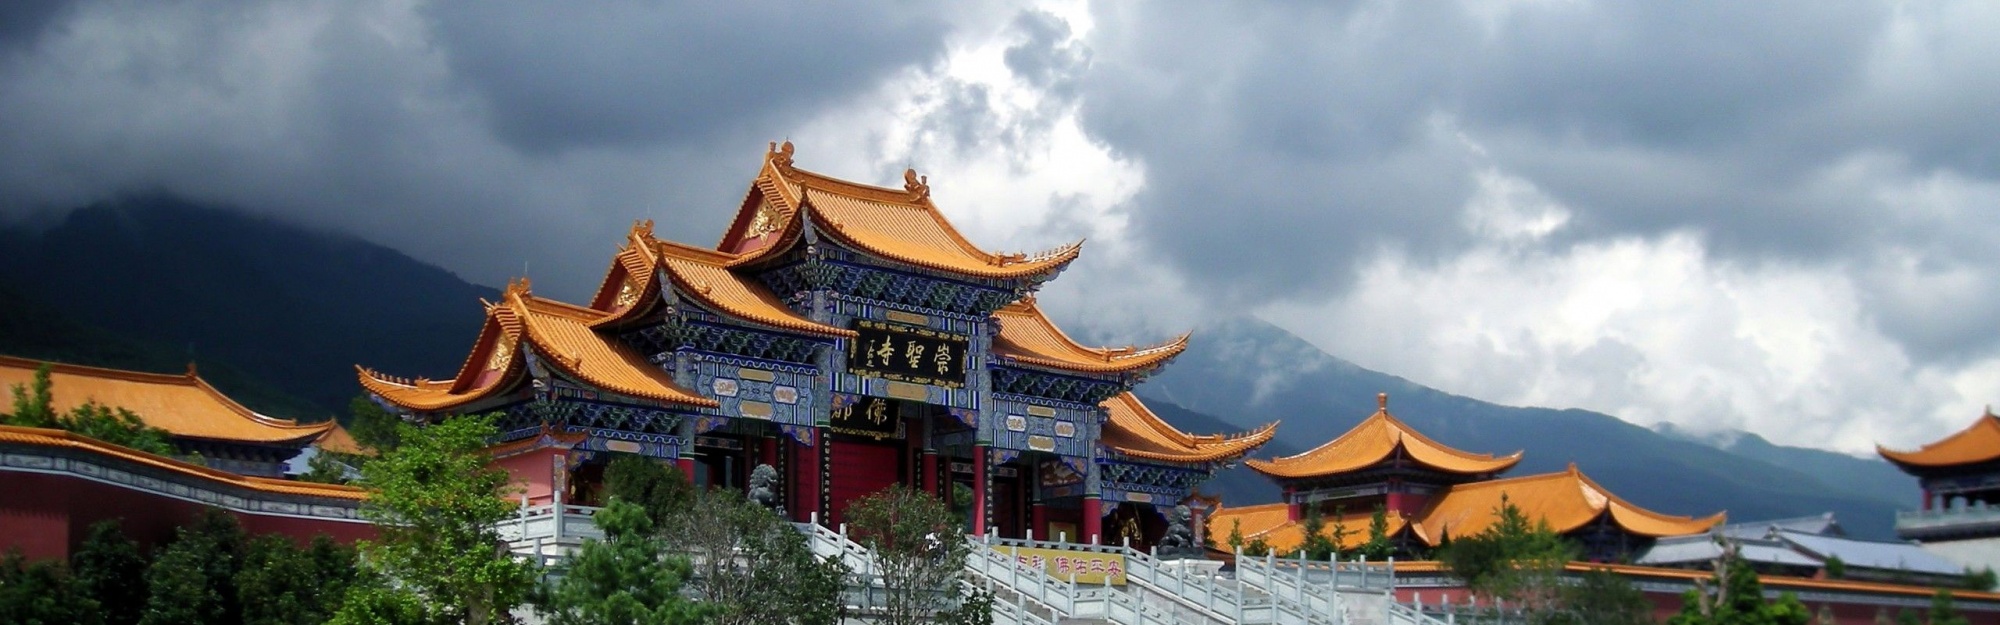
[[748, 463, 783, 515], [1155, 504, 1200, 559]]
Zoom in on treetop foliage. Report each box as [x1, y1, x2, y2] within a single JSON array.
[[4, 364, 174, 455]]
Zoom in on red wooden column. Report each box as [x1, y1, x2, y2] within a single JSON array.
[[795, 430, 823, 523], [760, 437, 778, 469], [675, 456, 697, 482], [972, 445, 989, 536], [922, 452, 939, 496], [1082, 495, 1102, 544], [1031, 503, 1048, 541]]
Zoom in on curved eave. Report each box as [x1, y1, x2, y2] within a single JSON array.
[[806, 206, 1079, 280], [356, 363, 523, 413], [992, 300, 1189, 374], [1582, 470, 1727, 537], [1110, 421, 1276, 464], [1876, 413, 2000, 470], [1102, 393, 1277, 464]]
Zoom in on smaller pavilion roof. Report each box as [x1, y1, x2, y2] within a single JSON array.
[[1101, 393, 1276, 464], [1636, 535, 1824, 569], [1876, 408, 2000, 471], [1775, 530, 1963, 576], [992, 299, 1188, 374], [582, 220, 851, 338], [1408, 464, 1724, 546], [0, 356, 332, 446], [1246, 393, 1522, 479]]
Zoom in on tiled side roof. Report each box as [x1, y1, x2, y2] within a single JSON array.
[[0, 425, 365, 500], [0, 356, 332, 445], [313, 422, 372, 456], [1101, 392, 1276, 464], [991, 299, 1188, 374], [1408, 464, 1724, 546], [358, 280, 716, 411], [1247, 394, 1522, 479], [1204, 503, 1410, 554], [1877, 409, 2000, 470], [1390, 560, 2000, 600]]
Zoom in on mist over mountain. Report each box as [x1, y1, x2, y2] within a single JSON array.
[[1140, 318, 1915, 540], [0, 196, 1917, 539]]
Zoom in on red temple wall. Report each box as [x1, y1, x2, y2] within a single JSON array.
[[0, 472, 373, 561], [828, 438, 901, 526], [492, 447, 563, 506]]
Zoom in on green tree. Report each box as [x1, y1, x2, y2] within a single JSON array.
[[602, 455, 694, 526], [1667, 537, 1810, 625], [846, 484, 988, 625], [0, 549, 103, 625], [1963, 566, 1996, 592], [1227, 518, 1245, 553], [331, 414, 532, 625], [237, 534, 356, 625], [1298, 505, 1335, 560], [1546, 567, 1650, 625], [665, 488, 846, 625], [1438, 494, 1578, 621], [345, 395, 402, 454], [535, 499, 711, 625], [1822, 554, 1845, 579], [1244, 537, 1272, 557], [1361, 504, 1395, 560], [141, 508, 249, 625], [300, 451, 354, 484], [1928, 589, 1969, 625], [70, 520, 150, 625], [1328, 505, 1353, 560], [5, 363, 56, 427]]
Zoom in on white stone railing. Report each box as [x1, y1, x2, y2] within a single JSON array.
[[1896, 506, 2000, 534], [496, 501, 604, 566]]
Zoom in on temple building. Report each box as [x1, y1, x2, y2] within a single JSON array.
[[0, 355, 334, 476], [1210, 394, 1722, 561], [0, 356, 369, 559], [1877, 408, 2000, 571], [356, 142, 1274, 544]]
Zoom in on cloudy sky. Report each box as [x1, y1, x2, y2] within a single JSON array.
[[3, 0, 1996, 455]]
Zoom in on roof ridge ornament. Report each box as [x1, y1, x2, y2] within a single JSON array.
[[186, 361, 199, 377], [1378, 392, 1388, 411], [629, 219, 654, 240], [769, 141, 796, 174], [903, 168, 930, 200], [506, 276, 532, 297]]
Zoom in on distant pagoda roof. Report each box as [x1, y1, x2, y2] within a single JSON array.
[[1406, 463, 1725, 544], [1210, 463, 1724, 553], [359, 278, 717, 412], [716, 141, 1081, 278], [1876, 408, 2000, 472], [1246, 393, 1522, 479], [1101, 392, 1276, 464], [0, 355, 332, 446]]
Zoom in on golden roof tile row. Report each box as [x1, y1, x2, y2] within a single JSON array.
[[0, 425, 366, 500], [991, 300, 1189, 374], [1246, 394, 1522, 479], [1876, 408, 2000, 470], [0, 356, 333, 445], [1101, 392, 1276, 463]]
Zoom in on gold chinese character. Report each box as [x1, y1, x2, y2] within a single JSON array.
[[873, 337, 896, 367], [934, 344, 953, 374], [865, 398, 890, 425], [905, 340, 926, 369]]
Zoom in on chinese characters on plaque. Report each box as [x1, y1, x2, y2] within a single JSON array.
[[846, 320, 968, 388], [830, 394, 901, 439]]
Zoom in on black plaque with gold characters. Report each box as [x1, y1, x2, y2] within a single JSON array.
[[830, 394, 901, 439], [846, 320, 968, 388]]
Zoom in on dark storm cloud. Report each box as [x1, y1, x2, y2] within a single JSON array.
[[421, 1, 952, 154], [1069, 1, 2000, 358], [0, 0, 75, 52]]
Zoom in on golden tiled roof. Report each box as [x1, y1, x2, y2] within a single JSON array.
[[359, 280, 717, 411], [0, 356, 333, 445], [1246, 394, 1522, 479], [1407, 464, 1723, 545], [718, 142, 1080, 278], [652, 240, 853, 338], [992, 299, 1189, 374], [358, 302, 526, 411], [1876, 408, 2000, 470], [0, 425, 365, 500], [1100, 392, 1277, 463], [313, 422, 372, 456], [583, 220, 669, 327]]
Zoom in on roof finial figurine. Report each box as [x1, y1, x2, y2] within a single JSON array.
[[769, 140, 795, 173], [186, 361, 199, 377], [1378, 392, 1388, 411], [630, 218, 654, 239], [904, 168, 930, 200]]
